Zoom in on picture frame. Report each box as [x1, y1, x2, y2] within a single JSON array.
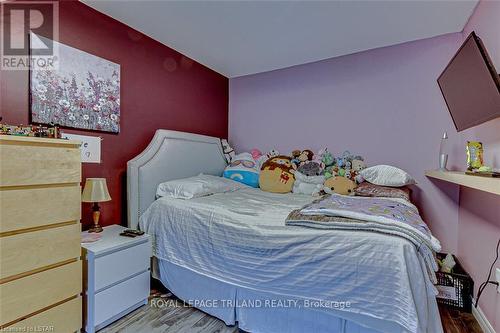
[[29, 34, 121, 133]]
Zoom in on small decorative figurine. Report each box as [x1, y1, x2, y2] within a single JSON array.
[[466, 141, 484, 171], [0, 122, 61, 138]]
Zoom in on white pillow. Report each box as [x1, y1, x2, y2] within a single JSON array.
[[156, 174, 246, 199], [359, 165, 416, 187]]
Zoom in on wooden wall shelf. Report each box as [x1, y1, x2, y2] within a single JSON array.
[[425, 170, 500, 196]]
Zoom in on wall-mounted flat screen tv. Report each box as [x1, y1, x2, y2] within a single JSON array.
[[438, 31, 500, 132]]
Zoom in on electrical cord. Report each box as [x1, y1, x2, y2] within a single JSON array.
[[475, 237, 500, 308]]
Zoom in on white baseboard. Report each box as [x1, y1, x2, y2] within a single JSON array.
[[471, 298, 496, 333]]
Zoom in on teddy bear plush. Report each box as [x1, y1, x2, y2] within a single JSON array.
[[351, 159, 366, 172]]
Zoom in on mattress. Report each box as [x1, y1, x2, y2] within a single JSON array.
[[140, 187, 442, 333]]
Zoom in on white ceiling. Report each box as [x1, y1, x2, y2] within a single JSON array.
[[82, 0, 478, 78]]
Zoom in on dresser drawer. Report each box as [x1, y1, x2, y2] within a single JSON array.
[[0, 223, 81, 280], [94, 271, 149, 327], [4, 297, 82, 333], [93, 240, 150, 291], [0, 185, 81, 233], [0, 142, 80, 187], [0, 261, 82, 325]]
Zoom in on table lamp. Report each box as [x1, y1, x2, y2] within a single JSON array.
[[82, 178, 111, 233]]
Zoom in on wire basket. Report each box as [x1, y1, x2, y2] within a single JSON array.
[[435, 253, 474, 312]]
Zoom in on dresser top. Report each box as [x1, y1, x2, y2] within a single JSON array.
[[81, 225, 150, 256], [0, 135, 81, 146]]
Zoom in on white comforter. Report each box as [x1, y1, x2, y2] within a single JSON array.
[[140, 187, 442, 333]]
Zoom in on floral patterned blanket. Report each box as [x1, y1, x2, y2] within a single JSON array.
[[286, 194, 441, 283]]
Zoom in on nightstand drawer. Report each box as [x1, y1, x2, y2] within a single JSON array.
[[94, 240, 150, 290], [94, 270, 149, 326]]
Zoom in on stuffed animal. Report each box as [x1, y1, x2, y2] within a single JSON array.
[[352, 159, 366, 172], [251, 149, 263, 161], [323, 176, 357, 196], [291, 149, 314, 168], [318, 148, 334, 168], [220, 139, 235, 163], [256, 149, 279, 168], [266, 149, 280, 158], [297, 161, 324, 176], [223, 152, 260, 187], [324, 165, 336, 179], [292, 171, 325, 196], [259, 155, 296, 193]]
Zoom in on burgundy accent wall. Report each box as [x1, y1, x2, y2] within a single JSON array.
[[0, 0, 228, 228]]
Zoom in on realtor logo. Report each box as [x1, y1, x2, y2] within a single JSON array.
[[1, 1, 59, 70]]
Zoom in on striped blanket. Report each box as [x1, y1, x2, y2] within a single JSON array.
[[286, 194, 441, 286]]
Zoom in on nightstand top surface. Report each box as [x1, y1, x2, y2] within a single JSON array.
[[81, 224, 150, 256]]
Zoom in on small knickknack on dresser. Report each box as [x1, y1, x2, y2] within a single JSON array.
[[0, 136, 83, 332]]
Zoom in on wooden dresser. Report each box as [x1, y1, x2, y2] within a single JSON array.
[[0, 136, 83, 332]]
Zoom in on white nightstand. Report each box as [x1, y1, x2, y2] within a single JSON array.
[[81, 225, 151, 333]]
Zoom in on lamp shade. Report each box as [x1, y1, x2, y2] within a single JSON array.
[[82, 178, 111, 203]]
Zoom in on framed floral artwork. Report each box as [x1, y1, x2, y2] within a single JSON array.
[[30, 36, 120, 133]]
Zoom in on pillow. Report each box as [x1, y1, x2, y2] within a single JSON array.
[[359, 165, 416, 187], [354, 182, 411, 201], [156, 174, 246, 199], [223, 152, 260, 187], [259, 155, 296, 193]]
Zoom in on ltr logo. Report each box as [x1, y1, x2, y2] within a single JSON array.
[[1, 1, 58, 70]]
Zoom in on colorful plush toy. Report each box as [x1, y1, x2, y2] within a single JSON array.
[[259, 155, 296, 193], [324, 166, 335, 179], [292, 171, 325, 196], [256, 149, 280, 168], [251, 149, 263, 161], [266, 149, 280, 159], [223, 152, 259, 187], [291, 149, 314, 168], [318, 148, 334, 168], [323, 176, 357, 196]]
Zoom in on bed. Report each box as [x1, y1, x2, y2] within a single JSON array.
[[127, 130, 443, 333]]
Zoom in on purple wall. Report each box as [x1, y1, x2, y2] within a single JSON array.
[[230, 33, 464, 252], [457, 1, 500, 329], [230, 1, 499, 327]]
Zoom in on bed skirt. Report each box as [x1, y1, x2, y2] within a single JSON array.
[[153, 258, 411, 333]]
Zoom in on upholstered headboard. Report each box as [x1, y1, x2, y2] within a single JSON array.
[[127, 130, 227, 230]]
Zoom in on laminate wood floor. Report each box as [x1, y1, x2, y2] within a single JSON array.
[[99, 290, 239, 333], [100, 289, 483, 333], [438, 304, 483, 333]]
